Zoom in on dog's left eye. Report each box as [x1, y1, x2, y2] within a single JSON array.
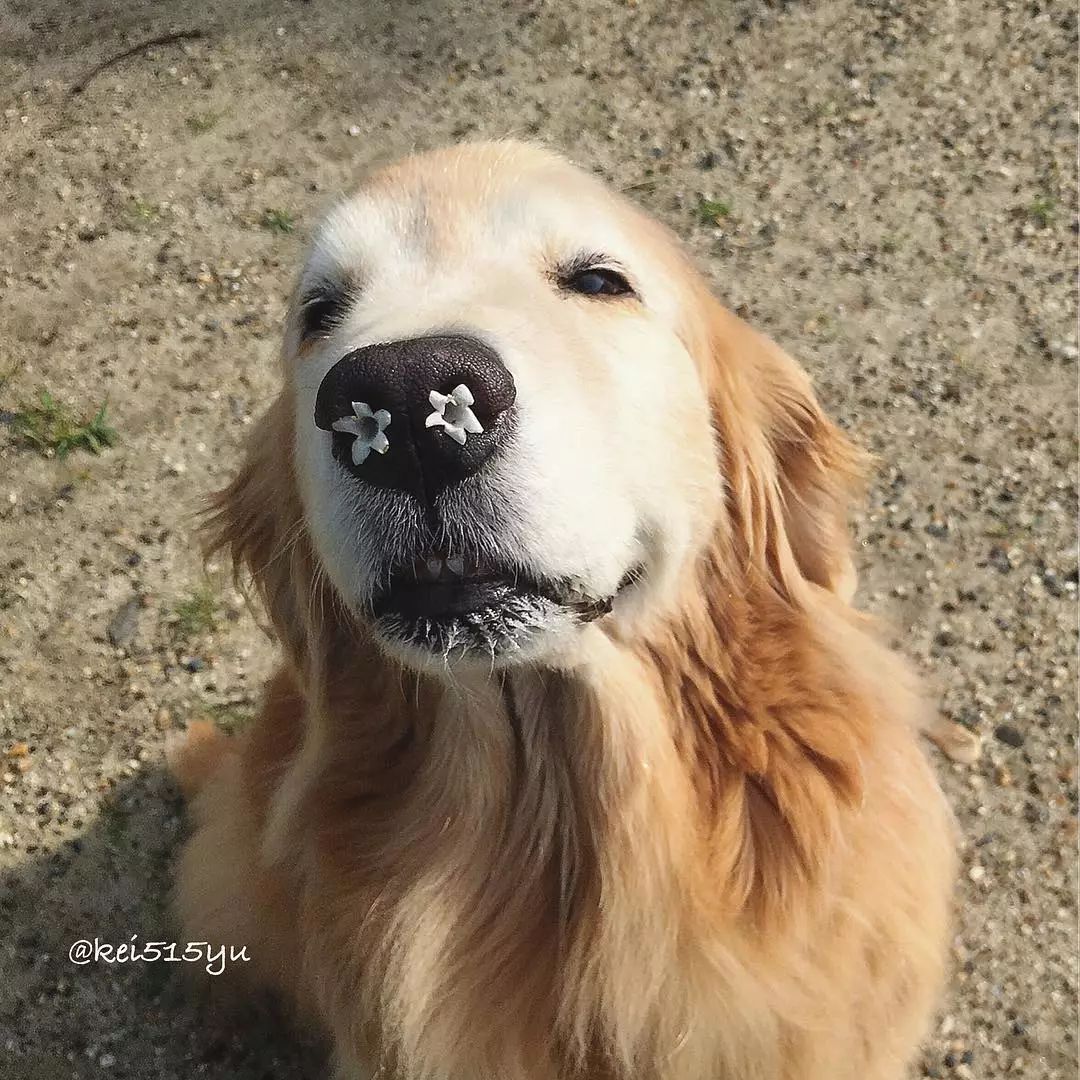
[[563, 266, 635, 299]]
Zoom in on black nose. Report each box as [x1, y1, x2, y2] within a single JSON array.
[[313, 335, 517, 502]]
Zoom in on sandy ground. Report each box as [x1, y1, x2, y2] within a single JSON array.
[[0, 1, 1076, 1077]]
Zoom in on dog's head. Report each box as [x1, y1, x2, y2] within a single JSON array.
[[211, 142, 862, 674]]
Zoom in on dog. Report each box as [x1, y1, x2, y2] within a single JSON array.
[[171, 141, 956, 1080]]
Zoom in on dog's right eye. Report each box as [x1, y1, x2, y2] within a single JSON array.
[[299, 282, 353, 342]]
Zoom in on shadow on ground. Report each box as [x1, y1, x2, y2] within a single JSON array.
[[0, 767, 322, 1080]]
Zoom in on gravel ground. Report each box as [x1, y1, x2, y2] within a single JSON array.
[[0, 1, 1076, 1078]]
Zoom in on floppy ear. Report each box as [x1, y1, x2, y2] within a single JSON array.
[[695, 293, 867, 602], [202, 392, 327, 674]]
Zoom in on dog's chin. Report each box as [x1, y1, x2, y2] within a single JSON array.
[[365, 556, 612, 671], [373, 598, 570, 672]]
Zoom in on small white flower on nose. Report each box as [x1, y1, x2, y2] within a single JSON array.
[[425, 383, 484, 446], [331, 401, 391, 465]]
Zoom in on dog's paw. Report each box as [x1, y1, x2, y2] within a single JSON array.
[[166, 719, 233, 796]]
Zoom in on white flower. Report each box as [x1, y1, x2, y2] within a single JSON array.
[[331, 401, 391, 465], [425, 383, 484, 446]]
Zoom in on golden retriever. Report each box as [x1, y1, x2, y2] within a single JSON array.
[[170, 141, 956, 1080]]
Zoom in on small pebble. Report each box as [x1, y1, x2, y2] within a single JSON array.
[[994, 724, 1025, 749], [106, 595, 142, 649]]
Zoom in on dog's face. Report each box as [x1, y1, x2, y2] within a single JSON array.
[[287, 144, 722, 669], [216, 142, 860, 675]]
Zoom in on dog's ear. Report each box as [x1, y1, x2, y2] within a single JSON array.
[[202, 392, 322, 672], [694, 293, 866, 602]]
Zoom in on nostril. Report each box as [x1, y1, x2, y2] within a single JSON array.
[[425, 384, 485, 446], [442, 398, 475, 430], [329, 401, 392, 465], [356, 416, 379, 439]]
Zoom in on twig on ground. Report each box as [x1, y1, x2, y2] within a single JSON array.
[[69, 29, 206, 96]]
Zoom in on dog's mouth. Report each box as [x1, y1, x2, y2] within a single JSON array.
[[369, 552, 631, 658]]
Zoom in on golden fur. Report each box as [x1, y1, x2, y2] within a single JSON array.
[[171, 143, 956, 1080]]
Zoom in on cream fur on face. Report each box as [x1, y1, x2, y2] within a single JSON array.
[[288, 142, 721, 669]]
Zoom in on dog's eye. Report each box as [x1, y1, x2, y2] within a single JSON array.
[[563, 266, 635, 299], [300, 282, 353, 341]]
